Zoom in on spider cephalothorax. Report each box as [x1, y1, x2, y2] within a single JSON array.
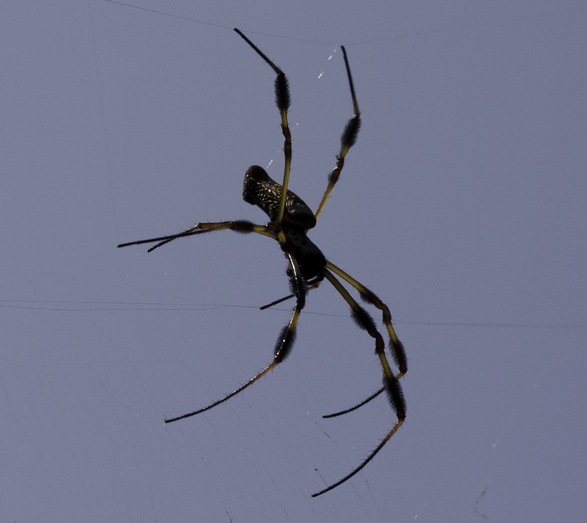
[[118, 28, 407, 497]]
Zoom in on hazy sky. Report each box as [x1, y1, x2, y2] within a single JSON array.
[[2, 1, 586, 521]]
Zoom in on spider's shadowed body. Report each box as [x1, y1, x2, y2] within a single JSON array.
[[118, 28, 407, 497]]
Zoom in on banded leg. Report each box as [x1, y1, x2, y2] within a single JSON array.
[[322, 261, 406, 417], [117, 221, 275, 252], [327, 261, 406, 375], [315, 269, 405, 497], [314, 46, 361, 221], [253, 259, 406, 418], [234, 29, 292, 226], [165, 251, 307, 424]]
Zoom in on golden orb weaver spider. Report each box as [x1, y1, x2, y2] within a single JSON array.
[[118, 28, 407, 497]]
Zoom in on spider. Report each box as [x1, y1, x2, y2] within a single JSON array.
[[118, 28, 407, 497]]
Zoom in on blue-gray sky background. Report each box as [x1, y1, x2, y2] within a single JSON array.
[[2, 1, 586, 521]]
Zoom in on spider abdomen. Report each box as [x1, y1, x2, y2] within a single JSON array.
[[243, 165, 316, 230]]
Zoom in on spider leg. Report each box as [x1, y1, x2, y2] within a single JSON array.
[[320, 261, 406, 419], [314, 46, 361, 221], [327, 261, 407, 376], [263, 258, 406, 419], [165, 358, 279, 423], [165, 251, 307, 424], [259, 278, 322, 310], [315, 268, 405, 497], [322, 386, 385, 419], [234, 29, 292, 226], [312, 416, 404, 498], [117, 221, 275, 252]]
